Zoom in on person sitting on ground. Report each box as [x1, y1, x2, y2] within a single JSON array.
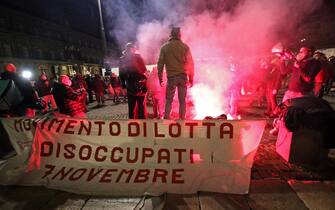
[[52, 75, 87, 118], [35, 73, 57, 113]]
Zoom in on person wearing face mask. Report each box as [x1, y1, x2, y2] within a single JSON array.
[[52, 75, 87, 118], [282, 46, 321, 102], [269, 46, 322, 135]]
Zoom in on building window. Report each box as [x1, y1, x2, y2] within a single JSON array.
[[60, 51, 65, 60], [37, 49, 43, 59], [68, 65, 76, 76], [0, 18, 7, 32], [50, 51, 55, 60], [23, 47, 29, 58], [18, 24, 24, 32], [60, 65, 68, 75], [33, 27, 39, 36], [57, 33, 63, 41], [44, 51, 51, 60], [0, 43, 5, 57], [3, 43, 12, 57]]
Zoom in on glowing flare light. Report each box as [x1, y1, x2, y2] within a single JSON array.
[[190, 84, 224, 119], [188, 63, 236, 120]]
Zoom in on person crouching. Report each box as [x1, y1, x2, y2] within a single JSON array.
[[52, 75, 87, 118]]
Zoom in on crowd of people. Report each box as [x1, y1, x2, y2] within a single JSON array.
[[0, 64, 129, 119], [244, 45, 335, 136], [1, 27, 335, 122], [0, 27, 194, 120], [244, 45, 335, 119]]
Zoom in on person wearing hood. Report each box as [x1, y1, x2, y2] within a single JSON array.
[[282, 46, 321, 102], [157, 27, 194, 120], [0, 63, 39, 117], [35, 73, 57, 113], [52, 75, 87, 118], [119, 42, 148, 119]]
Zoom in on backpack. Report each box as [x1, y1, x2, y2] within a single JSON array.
[[0, 80, 24, 111]]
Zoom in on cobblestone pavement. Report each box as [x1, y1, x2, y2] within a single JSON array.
[[1, 94, 335, 209]]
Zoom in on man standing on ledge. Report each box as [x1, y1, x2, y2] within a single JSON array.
[[158, 27, 194, 120]]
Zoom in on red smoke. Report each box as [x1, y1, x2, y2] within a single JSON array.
[[135, 0, 322, 119]]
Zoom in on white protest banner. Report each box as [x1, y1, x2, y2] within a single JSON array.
[[0, 118, 42, 184], [0, 117, 266, 196]]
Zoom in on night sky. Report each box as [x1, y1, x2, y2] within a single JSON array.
[[1, 0, 334, 42]]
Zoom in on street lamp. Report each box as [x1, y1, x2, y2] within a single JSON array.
[[22, 70, 32, 80], [97, 0, 108, 57]]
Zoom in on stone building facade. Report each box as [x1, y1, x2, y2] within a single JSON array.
[[0, 5, 105, 80]]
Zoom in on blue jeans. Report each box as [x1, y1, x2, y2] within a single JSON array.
[[164, 74, 187, 119]]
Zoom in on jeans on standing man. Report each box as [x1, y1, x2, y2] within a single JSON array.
[[165, 74, 187, 119], [158, 27, 194, 120]]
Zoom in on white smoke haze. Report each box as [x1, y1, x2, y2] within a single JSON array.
[[103, 0, 323, 119], [136, 20, 171, 64]]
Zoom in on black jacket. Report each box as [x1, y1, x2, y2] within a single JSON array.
[[0, 71, 37, 114], [119, 53, 147, 96]]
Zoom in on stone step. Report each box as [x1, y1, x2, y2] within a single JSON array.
[[198, 192, 249, 210], [162, 194, 199, 210], [83, 197, 142, 210], [288, 180, 335, 210], [247, 179, 308, 210], [0, 186, 56, 210], [43, 191, 89, 210]]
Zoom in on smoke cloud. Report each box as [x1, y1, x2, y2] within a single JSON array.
[[103, 0, 322, 119]]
